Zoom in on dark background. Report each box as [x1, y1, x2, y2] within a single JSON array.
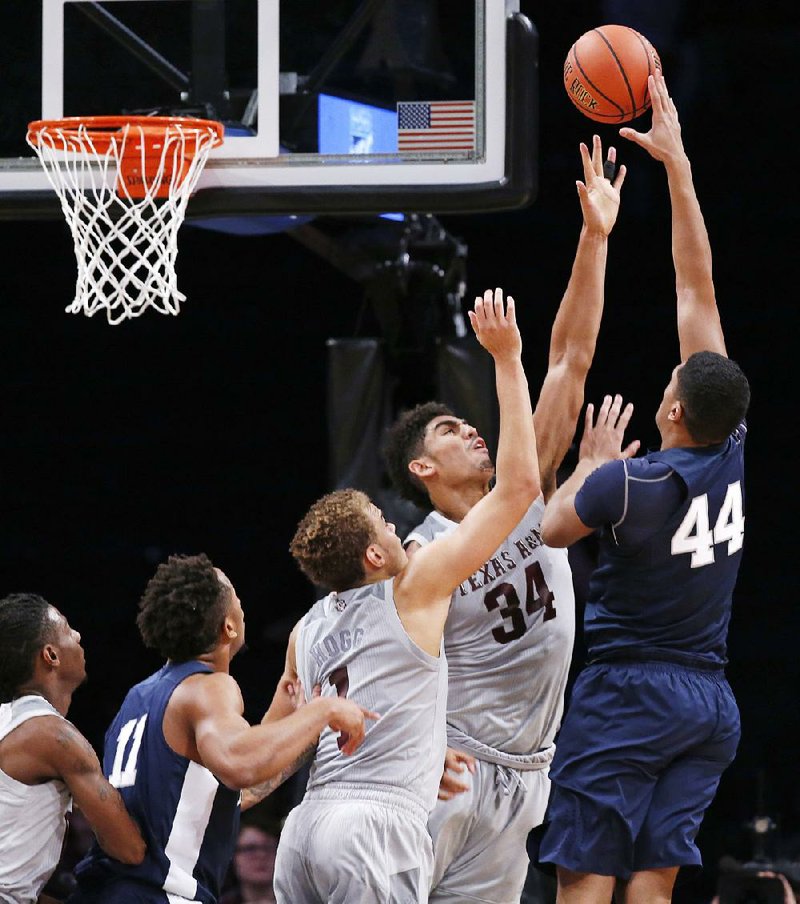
[[1, 2, 799, 900]]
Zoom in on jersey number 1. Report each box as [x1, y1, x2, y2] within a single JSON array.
[[328, 667, 350, 751], [671, 480, 744, 568], [108, 715, 148, 789]]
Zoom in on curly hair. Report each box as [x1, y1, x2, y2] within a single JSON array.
[[383, 401, 453, 510], [290, 489, 376, 591], [677, 352, 750, 443], [0, 593, 56, 703], [136, 553, 231, 662]]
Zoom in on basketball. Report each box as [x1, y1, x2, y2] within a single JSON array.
[[563, 25, 661, 123]]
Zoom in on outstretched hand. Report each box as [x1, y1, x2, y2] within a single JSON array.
[[619, 70, 685, 164], [579, 394, 640, 466], [577, 134, 627, 237], [468, 288, 522, 361]]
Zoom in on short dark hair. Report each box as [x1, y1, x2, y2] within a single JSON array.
[[136, 554, 231, 662], [677, 351, 750, 443], [0, 593, 56, 703], [383, 401, 454, 509], [290, 489, 375, 591]]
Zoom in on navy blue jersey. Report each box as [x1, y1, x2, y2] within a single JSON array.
[[575, 422, 746, 667], [74, 662, 240, 903]]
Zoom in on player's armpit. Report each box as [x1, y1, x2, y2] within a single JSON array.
[[46, 720, 146, 864]]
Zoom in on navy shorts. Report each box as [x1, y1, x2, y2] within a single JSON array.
[[538, 660, 740, 879], [67, 879, 171, 903]]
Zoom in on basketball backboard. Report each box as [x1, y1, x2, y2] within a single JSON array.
[[0, 0, 538, 219]]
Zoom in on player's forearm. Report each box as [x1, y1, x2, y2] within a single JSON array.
[[241, 742, 315, 810], [664, 154, 726, 357], [665, 155, 714, 297], [540, 458, 598, 547], [548, 228, 608, 370], [492, 356, 539, 497], [217, 698, 335, 789]]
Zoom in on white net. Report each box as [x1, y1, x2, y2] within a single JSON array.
[[26, 118, 223, 325]]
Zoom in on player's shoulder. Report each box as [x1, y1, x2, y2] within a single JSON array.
[[171, 669, 242, 718], [404, 509, 455, 548], [625, 454, 677, 481]]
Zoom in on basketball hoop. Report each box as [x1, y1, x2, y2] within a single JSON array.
[[26, 115, 224, 324]]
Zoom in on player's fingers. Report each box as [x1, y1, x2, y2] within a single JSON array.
[[452, 750, 477, 773], [648, 74, 661, 110], [602, 145, 616, 181], [618, 127, 647, 148], [493, 287, 504, 321], [608, 394, 624, 423], [505, 294, 516, 326], [583, 402, 595, 432], [613, 163, 627, 192], [596, 394, 613, 425], [439, 773, 470, 795], [614, 400, 634, 430], [360, 708, 381, 722], [578, 142, 592, 182], [621, 439, 641, 459], [312, 683, 322, 698], [591, 133, 603, 175]]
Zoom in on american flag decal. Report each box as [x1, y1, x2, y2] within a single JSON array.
[[397, 100, 476, 152]]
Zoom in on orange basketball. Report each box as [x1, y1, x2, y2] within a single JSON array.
[[563, 25, 661, 123]]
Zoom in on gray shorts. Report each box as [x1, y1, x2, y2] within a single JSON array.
[[428, 758, 550, 904], [274, 794, 434, 904]]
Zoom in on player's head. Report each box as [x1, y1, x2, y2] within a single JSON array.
[[0, 593, 86, 703], [384, 401, 492, 508], [290, 488, 405, 591], [657, 351, 750, 444], [136, 553, 244, 662]]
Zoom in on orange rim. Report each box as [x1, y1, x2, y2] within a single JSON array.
[[27, 115, 225, 152]]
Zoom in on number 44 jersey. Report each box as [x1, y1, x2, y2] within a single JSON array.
[[576, 421, 747, 668], [406, 495, 575, 763]]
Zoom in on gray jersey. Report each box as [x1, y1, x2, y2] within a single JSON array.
[[296, 578, 448, 815], [0, 696, 72, 903], [406, 495, 574, 761]]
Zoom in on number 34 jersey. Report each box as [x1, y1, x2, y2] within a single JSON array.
[[406, 495, 575, 760], [296, 579, 448, 815]]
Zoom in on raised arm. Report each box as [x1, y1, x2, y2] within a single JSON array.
[[541, 394, 639, 547], [185, 671, 378, 791], [620, 71, 726, 360], [534, 135, 626, 499], [38, 717, 146, 865], [398, 289, 539, 608]]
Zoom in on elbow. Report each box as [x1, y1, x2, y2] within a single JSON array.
[[110, 835, 146, 865], [540, 512, 570, 548], [213, 754, 269, 791], [519, 474, 541, 503], [540, 522, 565, 548]]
